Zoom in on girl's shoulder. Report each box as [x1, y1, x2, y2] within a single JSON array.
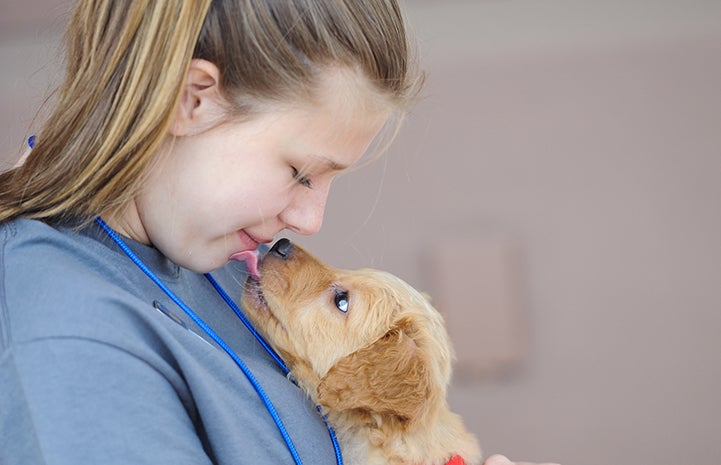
[[1, 217, 112, 262], [0, 218, 174, 347], [1, 218, 132, 289]]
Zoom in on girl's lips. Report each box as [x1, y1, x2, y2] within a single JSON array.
[[236, 229, 261, 250]]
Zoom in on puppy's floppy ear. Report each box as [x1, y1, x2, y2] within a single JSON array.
[[317, 320, 430, 423]]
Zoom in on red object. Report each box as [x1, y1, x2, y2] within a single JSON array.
[[446, 455, 466, 465]]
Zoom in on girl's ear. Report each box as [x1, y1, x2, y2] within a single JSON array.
[[169, 59, 226, 136]]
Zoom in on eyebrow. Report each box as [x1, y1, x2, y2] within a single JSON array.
[[315, 155, 349, 172]]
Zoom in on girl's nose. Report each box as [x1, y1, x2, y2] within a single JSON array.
[[279, 187, 329, 236]]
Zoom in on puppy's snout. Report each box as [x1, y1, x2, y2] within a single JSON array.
[[269, 238, 292, 259]]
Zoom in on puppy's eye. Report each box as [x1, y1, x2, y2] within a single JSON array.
[[334, 290, 349, 313]]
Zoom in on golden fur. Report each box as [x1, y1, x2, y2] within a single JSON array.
[[241, 241, 481, 465]]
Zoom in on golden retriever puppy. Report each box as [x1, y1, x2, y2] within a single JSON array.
[[241, 238, 482, 465]]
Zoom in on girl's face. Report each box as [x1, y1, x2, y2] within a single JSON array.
[[111, 67, 390, 273]]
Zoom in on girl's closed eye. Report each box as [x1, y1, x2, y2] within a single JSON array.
[[291, 166, 313, 188]]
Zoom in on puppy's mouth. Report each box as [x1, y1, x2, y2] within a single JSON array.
[[240, 239, 295, 326], [244, 276, 269, 312]]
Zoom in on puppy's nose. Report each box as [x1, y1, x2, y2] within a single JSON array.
[[269, 238, 292, 259]]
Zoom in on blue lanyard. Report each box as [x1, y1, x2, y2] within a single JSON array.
[[95, 217, 343, 465]]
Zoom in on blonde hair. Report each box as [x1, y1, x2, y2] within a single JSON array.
[[0, 0, 423, 225]]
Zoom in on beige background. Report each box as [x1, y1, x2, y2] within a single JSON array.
[[2, 1, 721, 464]]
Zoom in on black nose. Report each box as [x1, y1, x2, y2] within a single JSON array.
[[269, 238, 292, 259]]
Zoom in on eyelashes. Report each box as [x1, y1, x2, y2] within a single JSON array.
[[291, 166, 313, 188]]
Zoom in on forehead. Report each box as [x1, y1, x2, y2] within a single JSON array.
[[314, 66, 392, 111], [296, 67, 393, 138]]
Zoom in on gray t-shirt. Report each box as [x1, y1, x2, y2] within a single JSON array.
[[0, 218, 337, 465]]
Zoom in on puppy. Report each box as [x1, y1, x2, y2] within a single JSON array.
[[241, 238, 482, 465]]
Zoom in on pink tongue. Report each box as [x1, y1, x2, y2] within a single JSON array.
[[230, 250, 260, 280]]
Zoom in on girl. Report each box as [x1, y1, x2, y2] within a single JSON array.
[[0, 1, 555, 464]]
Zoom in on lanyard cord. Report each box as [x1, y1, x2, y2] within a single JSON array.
[[205, 273, 344, 465], [204, 273, 289, 374], [95, 217, 343, 465]]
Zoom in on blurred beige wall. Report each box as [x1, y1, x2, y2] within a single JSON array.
[[2, 1, 721, 465]]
